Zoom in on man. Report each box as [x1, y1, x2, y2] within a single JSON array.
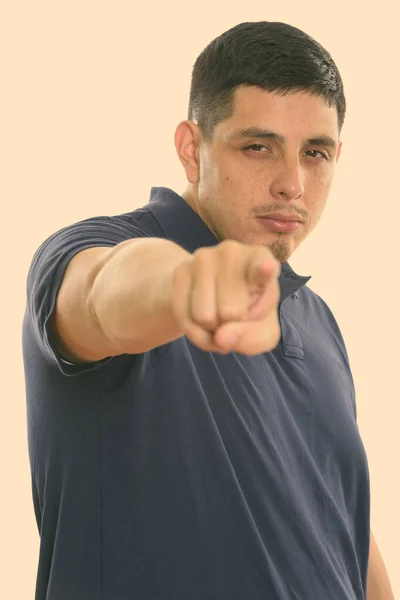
[[23, 21, 394, 600]]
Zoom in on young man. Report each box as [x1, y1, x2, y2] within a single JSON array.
[[23, 21, 394, 600]]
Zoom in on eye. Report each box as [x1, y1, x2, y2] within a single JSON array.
[[305, 150, 329, 160], [243, 144, 270, 153]]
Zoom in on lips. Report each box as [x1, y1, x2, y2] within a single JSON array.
[[257, 215, 303, 233], [261, 213, 303, 223]]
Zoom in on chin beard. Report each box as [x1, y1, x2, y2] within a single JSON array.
[[268, 239, 292, 264]]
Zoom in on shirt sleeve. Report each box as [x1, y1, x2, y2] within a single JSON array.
[[26, 214, 150, 376]]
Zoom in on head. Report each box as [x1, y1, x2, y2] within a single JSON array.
[[175, 21, 345, 263]]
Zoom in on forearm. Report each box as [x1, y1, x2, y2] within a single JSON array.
[[88, 237, 191, 355], [367, 532, 395, 600]]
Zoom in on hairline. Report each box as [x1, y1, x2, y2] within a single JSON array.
[[195, 85, 343, 142]]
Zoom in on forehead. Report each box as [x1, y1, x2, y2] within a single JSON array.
[[219, 86, 339, 140]]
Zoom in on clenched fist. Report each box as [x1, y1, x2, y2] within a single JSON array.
[[170, 240, 281, 355]]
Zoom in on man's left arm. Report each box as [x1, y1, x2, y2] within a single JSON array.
[[367, 531, 395, 599]]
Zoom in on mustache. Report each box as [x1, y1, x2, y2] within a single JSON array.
[[252, 205, 308, 219]]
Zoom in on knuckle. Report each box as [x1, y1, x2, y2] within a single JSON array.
[[172, 259, 189, 285], [219, 305, 244, 322], [193, 247, 213, 265], [186, 328, 214, 353], [194, 312, 218, 330], [219, 239, 241, 250], [220, 239, 242, 256], [216, 240, 243, 264]]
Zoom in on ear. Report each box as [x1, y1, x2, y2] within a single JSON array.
[[174, 121, 202, 184], [336, 140, 343, 163]]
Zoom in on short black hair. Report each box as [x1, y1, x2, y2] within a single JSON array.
[[188, 22, 346, 140]]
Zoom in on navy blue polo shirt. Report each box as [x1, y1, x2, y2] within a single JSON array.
[[23, 187, 370, 600]]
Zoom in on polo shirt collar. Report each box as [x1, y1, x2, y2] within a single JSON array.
[[147, 187, 311, 303]]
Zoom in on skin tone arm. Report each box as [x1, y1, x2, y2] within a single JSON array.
[[54, 238, 191, 362], [367, 531, 395, 600], [53, 236, 281, 363]]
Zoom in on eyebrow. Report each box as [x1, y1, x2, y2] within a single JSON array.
[[232, 127, 338, 149]]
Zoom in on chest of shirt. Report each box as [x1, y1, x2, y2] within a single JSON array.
[[103, 294, 364, 487]]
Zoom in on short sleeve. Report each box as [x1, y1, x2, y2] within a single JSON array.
[[25, 214, 150, 376]]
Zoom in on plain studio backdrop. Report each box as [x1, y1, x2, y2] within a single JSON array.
[[1, 1, 398, 597]]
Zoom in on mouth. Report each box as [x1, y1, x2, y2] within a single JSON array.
[[257, 214, 303, 234]]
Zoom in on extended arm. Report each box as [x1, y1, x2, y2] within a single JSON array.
[[53, 237, 190, 363]]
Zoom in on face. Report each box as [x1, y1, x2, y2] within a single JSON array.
[[175, 86, 342, 263]]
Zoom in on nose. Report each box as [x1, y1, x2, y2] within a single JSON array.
[[270, 158, 304, 201]]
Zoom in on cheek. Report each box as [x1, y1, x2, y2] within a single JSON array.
[[218, 160, 262, 203], [307, 170, 333, 207], [307, 191, 330, 231], [202, 147, 264, 196]]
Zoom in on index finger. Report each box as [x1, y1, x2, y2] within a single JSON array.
[[246, 254, 281, 288]]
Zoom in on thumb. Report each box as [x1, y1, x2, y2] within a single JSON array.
[[214, 311, 281, 355]]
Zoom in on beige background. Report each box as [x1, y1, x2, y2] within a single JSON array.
[[1, 1, 398, 597]]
